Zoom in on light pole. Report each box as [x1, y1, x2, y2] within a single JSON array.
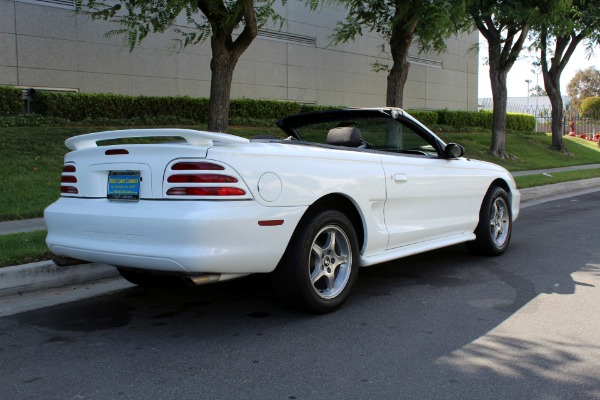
[[525, 79, 532, 111], [531, 68, 541, 132]]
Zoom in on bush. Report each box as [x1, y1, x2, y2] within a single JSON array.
[[506, 112, 536, 132], [430, 109, 535, 132], [0, 86, 23, 116], [230, 99, 301, 120], [35, 92, 210, 122], [436, 110, 493, 129], [23, 90, 540, 132], [406, 110, 438, 125], [580, 97, 600, 119], [300, 104, 344, 113], [0, 114, 70, 127]]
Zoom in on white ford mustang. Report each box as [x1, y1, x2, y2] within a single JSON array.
[[45, 108, 520, 312]]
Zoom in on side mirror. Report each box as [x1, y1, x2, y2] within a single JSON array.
[[444, 143, 465, 159]]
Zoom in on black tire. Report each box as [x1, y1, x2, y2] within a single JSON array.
[[274, 210, 360, 313], [117, 268, 182, 288], [468, 186, 512, 256]]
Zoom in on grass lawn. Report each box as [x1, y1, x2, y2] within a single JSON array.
[[514, 168, 600, 188], [438, 132, 600, 171], [0, 230, 53, 268]]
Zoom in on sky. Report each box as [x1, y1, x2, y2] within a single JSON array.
[[477, 35, 600, 99]]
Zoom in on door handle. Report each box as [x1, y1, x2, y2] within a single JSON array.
[[393, 173, 408, 183]]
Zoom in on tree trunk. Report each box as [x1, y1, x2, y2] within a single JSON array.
[[544, 72, 566, 152], [539, 30, 584, 154], [208, 37, 237, 133], [488, 61, 508, 157], [386, 63, 409, 108], [386, 19, 416, 108], [201, 1, 258, 133]]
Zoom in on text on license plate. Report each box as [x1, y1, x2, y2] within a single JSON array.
[[107, 171, 140, 200]]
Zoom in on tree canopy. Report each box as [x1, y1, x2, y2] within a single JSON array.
[[332, 0, 471, 108], [567, 66, 600, 111]]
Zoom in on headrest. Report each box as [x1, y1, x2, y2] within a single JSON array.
[[326, 127, 363, 147]]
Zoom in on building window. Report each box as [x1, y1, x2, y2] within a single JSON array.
[[15, 0, 75, 10]]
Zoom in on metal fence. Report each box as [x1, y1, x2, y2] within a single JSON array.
[[479, 99, 600, 136]]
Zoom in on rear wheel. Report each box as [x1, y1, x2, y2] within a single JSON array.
[[468, 186, 512, 256], [117, 268, 182, 288], [275, 210, 359, 313]]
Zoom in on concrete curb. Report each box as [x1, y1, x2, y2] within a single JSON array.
[[0, 261, 119, 297], [520, 177, 600, 201]]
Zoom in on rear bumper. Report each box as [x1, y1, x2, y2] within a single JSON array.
[[45, 198, 305, 274]]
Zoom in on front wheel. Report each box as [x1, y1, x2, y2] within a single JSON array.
[[275, 210, 360, 313], [468, 186, 512, 256]]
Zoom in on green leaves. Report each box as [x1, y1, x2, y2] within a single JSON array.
[[0, 86, 23, 117]]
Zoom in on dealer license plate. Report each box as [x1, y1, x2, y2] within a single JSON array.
[[107, 171, 140, 201]]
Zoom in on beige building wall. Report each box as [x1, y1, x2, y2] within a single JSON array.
[[0, 0, 479, 110]]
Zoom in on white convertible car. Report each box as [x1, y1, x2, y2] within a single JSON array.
[[45, 108, 520, 312]]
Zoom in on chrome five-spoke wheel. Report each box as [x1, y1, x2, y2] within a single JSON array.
[[275, 209, 359, 313], [309, 225, 352, 300]]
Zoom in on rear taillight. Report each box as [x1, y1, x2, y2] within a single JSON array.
[[171, 162, 224, 171], [166, 187, 246, 196], [60, 163, 78, 195], [165, 160, 249, 198], [167, 174, 238, 183]]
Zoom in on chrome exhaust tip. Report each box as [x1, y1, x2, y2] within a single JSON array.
[[185, 274, 221, 286]]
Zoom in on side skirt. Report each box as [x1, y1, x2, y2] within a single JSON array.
[[359, 232, 476, 267]]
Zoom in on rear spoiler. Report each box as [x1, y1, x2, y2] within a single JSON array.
[[65, 128, 249, 150]]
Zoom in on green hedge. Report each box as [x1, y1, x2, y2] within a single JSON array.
[[230, 99, 301, 120], [27, 91, 538, 132], [406, 110, 438, 125], [506, 112, 536, 131], [0, 86, 23, 116], [435, 109, 535, 132], [35, 92, 209, 121]]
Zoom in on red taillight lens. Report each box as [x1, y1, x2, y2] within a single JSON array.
[[105, 149, 129, 155], [61, 164, 78, 195], [61, 186, 78, 194], [171, 162, 224, 171], [167, 174, 238, 183], [61, 175, 77, 183], [166, 187, 246, 196]]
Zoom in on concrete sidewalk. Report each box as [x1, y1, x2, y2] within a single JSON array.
[[0, 218, 45, 235], [1, 168, 600, 317]]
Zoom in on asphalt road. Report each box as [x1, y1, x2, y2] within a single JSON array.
[[1, 192, 599, 400]]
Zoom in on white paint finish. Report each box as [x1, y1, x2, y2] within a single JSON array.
[[257, 172, 283, 202], [45, 198, 305, 274], [65, 128, 248, 150], [46, 110, 515, 280]]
